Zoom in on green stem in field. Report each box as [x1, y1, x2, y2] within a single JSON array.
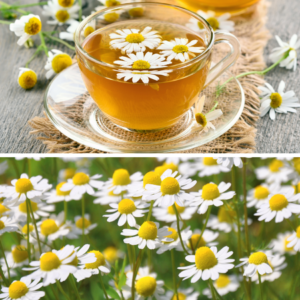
[[64, 201, 68, 223], [267, 283, 283, 300], [39, 32, 48, 56], [171, 249, 179, 300], [194, 206, 212, 252], [10, 159, 20, 177], [50, 285, 60, 300], [0, 240, 10, 284], [209, 279, 217, 300], [0, 1, 28, 14], [258, 274, 263, 300], [131, 249, 144, 300], [43, 32, 75, 50], [56, 281, 71, 300], [0, 263, 8, 286], [81, 195, 85, 246], [78, 0, 82, 21], [98, 273, 109, 300], [26, 200, 31, 262], [242, 158, 250, 256], [69, 275, 82, 300], [212, 284, 225, 300], [290, 253, 300, 300], [147, 200, 154, 221], [28, 199, 42, 254], [286, 218, 296, 231], [173, 204, 189, 255]]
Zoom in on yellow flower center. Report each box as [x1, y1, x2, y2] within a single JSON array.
[[195, 246, 218, 270], [195, 113, 207, 127], [269, 159, 284, 173], [143, 171, 161, 188], [254, 186, 270, 200], [0, 220, 5, 230], [207, 17, 220, 31], [248, 252, 268, 265], [76, 217, 91, 229], [197, 21, 205, 30], [64, 168, 76, 180], [51, 53, 72, 74], [138, 221, 157, 240], [118, 199, 136, 214], [22, 224, 34, 234], [284, 236, 294, 251], [128, 7, 144, 17], [112, 169, 131, 186], [103, 246, 118, 263], [163, 227, 178, 244], [135, 276, 157, 297], [294, 163, 300, 176], [154, 163, 178, 176], [167, 203, 185, 215], [58, 0, 74, 7], [188, 233, 206, 249], [12, 245, 28, 263], [56, 182, 70, 196], [270, 92, 282, 109], [215, 274, 231, 288], [296, 226, 300, 239], [105, 0, 120, 6], [24, 17, 42, 35], [269, 194, 288, 211], [103, 12, 119, 23], [18, 70, 37, 90], [72, 172, 90, 185], [202, 183, 220, 200], [41, 219, 59, 236], [18, 200, 38, 213], [203, 157, 218, 166], [160, 177, 180, 196], [217, 206, 236, 223], [9, 281, 29, 299], [84, 26, 95, 37], [172, 293, 186, 300], [0, 204, 9, 216], [132, 60, 150, 70], [125, 33, 145, 44], [85, 251, 105, 269], [15, 178, 33, 194], [40, 252, 61, 271], [173, 45, 189, 54], [55, 10, 70, 23]]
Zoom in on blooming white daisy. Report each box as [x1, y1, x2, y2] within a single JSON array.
[[45, 49, 73, 79], [44, 181, 79, 203], [0, 161, 8, 175], [287, 225, 300, 252], [103, 246, 124, 264], [103, 199, 149, 227], [18, 68, 38, 90], [197, 157, 230, 177], [165, 288, 199, 300], [121, 221, 172, 250], [186, 229, 219, 253], [270, 34, 300, 71], [0, 277, 45, 300], [217, 157, 243, 169], [58, 167, 77, 181], [178, 158, 202, 177], [247, 183, 276, 209], [93, 190, 122, 205], [156, 221, 192, 254], [9, 14, 42, 46], [1, 245, 29, 270], [23, 245, 78, 286], [3, 174, 52, 206], [73, 214, 97, 235], [259, 81, 300, 120], [61, 172, 103, 198], [64, 220, 80, 239], [109, 27, 161, 53], [143, 169, 196, 208], [0, 201, 12, 218], [0, 216, 19, 235], [254, 189, 300, 223], [42, 0, 80, 25], [269, 231, 296, 255], [237, 251, 273, 277], [189, 182, 235, 214], [178, 246, 234, 282]]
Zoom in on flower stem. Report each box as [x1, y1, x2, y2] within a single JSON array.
[[194, 206, 212, 252], [131, 249, 144, 300], [28, 199, 42, 255], [212, 284, 225, 300], [0, 20, 12, 24], [0, 240, 10, 284], [64, 201, 68, 223], [290, 252, 300, 300], [98, 273, 109, 300], [173, 204, 189, 255], [56, 280, 71, 300], [0, 2, 48, 10], [39, 32, 48, 56], [286, 218, 296, 231], [43, 32, 75, 51], [81, 195, 85, 246], [0, 263, 8, 286], [258, 274, 263, 300], [50, 285, 60, 300], [26, 199, 31, 262], [78, 0, 82, 21], [242, 158, 250, 256], [209, 279, 217, 300], [0, 1, 28, 14], [10, 158, 20, 177], [69, 275, 81, 300], [147, 200, 154, 221], [171, 249, 179, 300]]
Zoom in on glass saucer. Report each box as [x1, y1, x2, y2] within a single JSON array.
[[44, 63, 245, 153]]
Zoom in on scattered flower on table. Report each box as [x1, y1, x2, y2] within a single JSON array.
[[18, 68, 37, 90]]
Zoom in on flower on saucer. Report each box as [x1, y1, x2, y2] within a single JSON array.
[[158, 38, 205, 62], [217, 157, 243, 169], [9, 14, 42, 46], [203, 275, 239, 298], [0, 216, 19, 235], [103, 199, 149, 227], [254, 189, 300, 223], [44, 181, 78, 203], [269, 232, 296, 255], [121, 221, 172, 249], [189, 182, 235, 214], [2, 245, 29, 269], [186, 229, 218, 253], [259, 81, 300, 120], [93, 190, 122, 205], [109, 27, 161, 53], [287, 225, 300, 252], [23, 245, 78, 286], [197, 157, 230, 177], [236, 251, 273, 277], [0, 278, 45, 300], [270, 34, 300, 71], [18, 68, 37, 90], [45, 49, 73, 79], [178, 246, 234, 282], [166, 288, 199, 300], [74, 214, 97, 235]]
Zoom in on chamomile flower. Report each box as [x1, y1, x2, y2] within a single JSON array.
[[121, 221, 172, 249], [9, 14, 42, 46], [0, 278, 45, 300], [110, 27, 161, 53], [0, 216, 19, 235], [178, 159, 202, 177], [237, 251, 273, 277], [23, 245, 78, 286], [270, 34, 300, 71], [217, 157, 243, 169], [197, 157, 230, 177], [93, 190, 122, 205], [44, 181, 79, 203], [42, 0, 80, 25], [158, 38, 205, 62], [2, 245, 29, 269], [100, 11, 122, 23], [58, 168, 76, 181], [18, 68, 37, 90], [103, 246, 124, 264], [165, 288, 199, 300], [259, 81, 300, 120], [189, 182, 235, 214], [254, 190, 300, 223], [45, 49, 73, 79], [269, 232, 296, 254], [59, 19, 79, 41], [61, 172, 103, 198], [64, 220, 80, 239], [103, 199, 149, 227], [157, 221, 192, 254], [186, 229, 218, 253], [143, 169, 196, 208], [287, 226, 300, 252], [74, 214, 97, 235], [178, 246, 234, 282], [203, 275, 239, 297], [0, 203, 11, 218], [247, 183, 274, 209]]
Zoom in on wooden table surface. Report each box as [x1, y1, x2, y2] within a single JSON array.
[[0, 0, 299, 153]]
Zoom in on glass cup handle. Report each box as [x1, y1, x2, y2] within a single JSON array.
[[204, 30, 241, 88]]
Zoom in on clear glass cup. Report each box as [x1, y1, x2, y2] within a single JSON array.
[[75, 2, 240, 131]]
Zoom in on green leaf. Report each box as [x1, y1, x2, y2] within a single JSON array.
[[106, 287, 121, 300], [118, 273, 126, 289]]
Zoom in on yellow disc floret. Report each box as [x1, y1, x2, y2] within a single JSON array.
[[52, 53, 72, 74], [284, 236, 294, 252], [172, 292, 186, 300], [128, 7, 144, 17], [56, 182, 70, 196], [41, 219, 59, 236], [161, 177, 180, 195], [24, 17, 42, 35], [22, 224, 34, 234], [215, 274, 230, 288], [58, 0, 74, 7], [72, 172, 90, 185], [173, 45, 189, 54], [40, 252, 61, 271], [103, 12, 119, 23], [163, 227, 178, 244], [105, 0, 120, 6], [64, 168, 76, 180], [15, 178, 33, 194], [135, 276, 157, 297], [84, 26, 95, 37], [296, 226, 300, 238], [248, 252, 268, 265], [270, 92, 282, 109], [12, 245, 28, 263], [112, 169, 131, 186], [138, 221, 157, 240], [195, 113, 207, 127], [103, 246, 118, 263], [154, 163, 178, 177], [269, 159, 284, 173], [55, 10, 70, 23], [9, 281, 29, 299], [202, 183, 220, 200], [188, 233, 206, 249], [143, 171, 161, 188], [217, 206, 236, 223], [118, 199, 136, 214], [207, 17, 220, 31], [0, 204, 9, 216], [18, 200, 38, 213], [195, 246, 218, 270], [18, 69, 37, 89], [254, 186, 269, 200], [76, 217, 91, 229], [203, 157, 218, 166], [85, 250, 105, 269], [125, 33, 145, 44], [167, 203, 185, 215], [269, 194, 288, 211], [0, 220, 5, 230], [132, 60, 150, 70]]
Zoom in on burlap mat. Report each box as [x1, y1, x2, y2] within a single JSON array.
[[28, 0, 270, 153]]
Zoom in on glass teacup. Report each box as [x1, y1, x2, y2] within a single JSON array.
[[75, 2, 240, 131]]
